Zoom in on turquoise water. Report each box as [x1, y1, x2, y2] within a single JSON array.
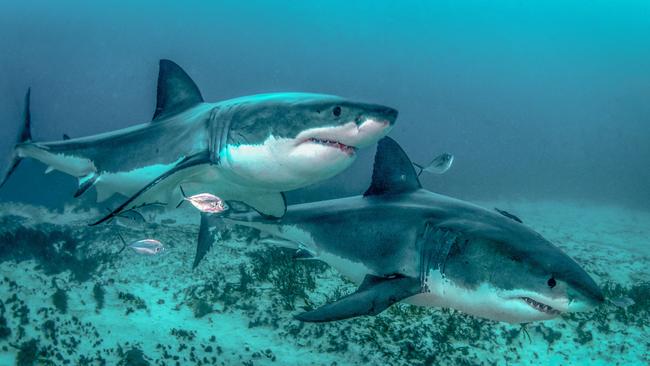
[[1, 1, 649, 365]]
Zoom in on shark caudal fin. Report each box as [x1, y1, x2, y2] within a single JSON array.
[[363, 136, 421, 197], [0, 89, 33, 189]]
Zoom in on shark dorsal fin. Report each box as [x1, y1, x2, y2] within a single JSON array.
[[363, 137, 421, 197], [152, 59, 204, 121]]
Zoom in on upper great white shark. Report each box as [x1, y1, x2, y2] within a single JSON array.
[[216, 137, 604, 323], [0, 60, 397, 267]]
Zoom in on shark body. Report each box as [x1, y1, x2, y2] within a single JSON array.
[[219, 137, 604, 323], [1, 60, 397, 267]]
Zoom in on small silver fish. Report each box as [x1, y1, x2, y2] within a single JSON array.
[[177, 186, 229, 214], [106, 202, 165, 227], [117, 233, 164, 256], [413, 152, 454, 176], [610, 297, 635, 309], [114, 210, 146, 227]]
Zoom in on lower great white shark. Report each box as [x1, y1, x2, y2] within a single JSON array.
[[0, 60, 397, 267], [217, 137, 604, 323]]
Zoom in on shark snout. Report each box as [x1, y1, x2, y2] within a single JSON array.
[[376, 106, 398, 125], [567, 282, 605, 313], [358, 105, 398, 126], [563, 267, 605, 313]]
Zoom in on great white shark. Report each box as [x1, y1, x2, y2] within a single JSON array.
[[216, 137, 604, 323], [0, 60, 397, 267]]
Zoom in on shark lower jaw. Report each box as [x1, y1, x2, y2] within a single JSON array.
[[519, 296, 561, 316], [499, 292, 569, 321], [294, 118, 392, 156]]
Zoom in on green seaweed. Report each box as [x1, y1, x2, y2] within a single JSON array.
[[0, 224, 110, 282], [118, 347, 150, 366], [51, 288, 68, 314], [15, 339, 40, 366], [93, 282, 105, 312], [118, 292, 148, 315]]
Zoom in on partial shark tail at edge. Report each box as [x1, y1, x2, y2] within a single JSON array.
[[0, 88, 32, 189]]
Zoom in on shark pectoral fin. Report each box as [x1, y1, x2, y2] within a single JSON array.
[[239, 192, 287, 219], [193, 212, 227, 269], [295, 274, 421, 323], [74, 172, 99, 198], [90, 152, 210, 226]]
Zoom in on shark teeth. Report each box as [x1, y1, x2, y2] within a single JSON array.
[[521, 297, 561, 315], [306, 137, 357, 155]]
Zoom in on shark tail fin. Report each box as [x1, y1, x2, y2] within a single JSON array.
[[1, 88, 33, 189]]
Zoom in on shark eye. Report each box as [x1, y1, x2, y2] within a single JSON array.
[[332, 106, 342, 117], [547, 277, 556, 288]]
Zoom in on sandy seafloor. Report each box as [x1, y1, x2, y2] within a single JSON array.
[[0, 199, 648, 366]]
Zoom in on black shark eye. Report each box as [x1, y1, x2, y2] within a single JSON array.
[[547, 277, 556, 288], [332, 106, 342, 117]]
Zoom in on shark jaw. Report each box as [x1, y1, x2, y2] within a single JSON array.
[[294, 118, 392, 156], [407, 270, 581, 323], [222, 118, 392, 191]]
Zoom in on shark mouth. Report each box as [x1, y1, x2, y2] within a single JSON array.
[[305, 137, 357, 156], [521, 297, 561, 315]]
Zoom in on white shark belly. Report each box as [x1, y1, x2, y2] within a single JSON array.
[[95, 158, 186, 201], [403, 269, 544, 323], [221, 136, 355, 191], [97, 163, 283, 215]]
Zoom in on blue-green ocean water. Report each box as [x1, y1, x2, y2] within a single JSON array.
[[0, 1, 649, 365]]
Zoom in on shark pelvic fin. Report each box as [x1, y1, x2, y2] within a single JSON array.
[[74, 172, 99, 198], [152, 59, 204, 121], [295, 274, 420, 322], [62, 134, 71, 140], [90, 152, 211, 226], [363, 137, 421, 197]]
